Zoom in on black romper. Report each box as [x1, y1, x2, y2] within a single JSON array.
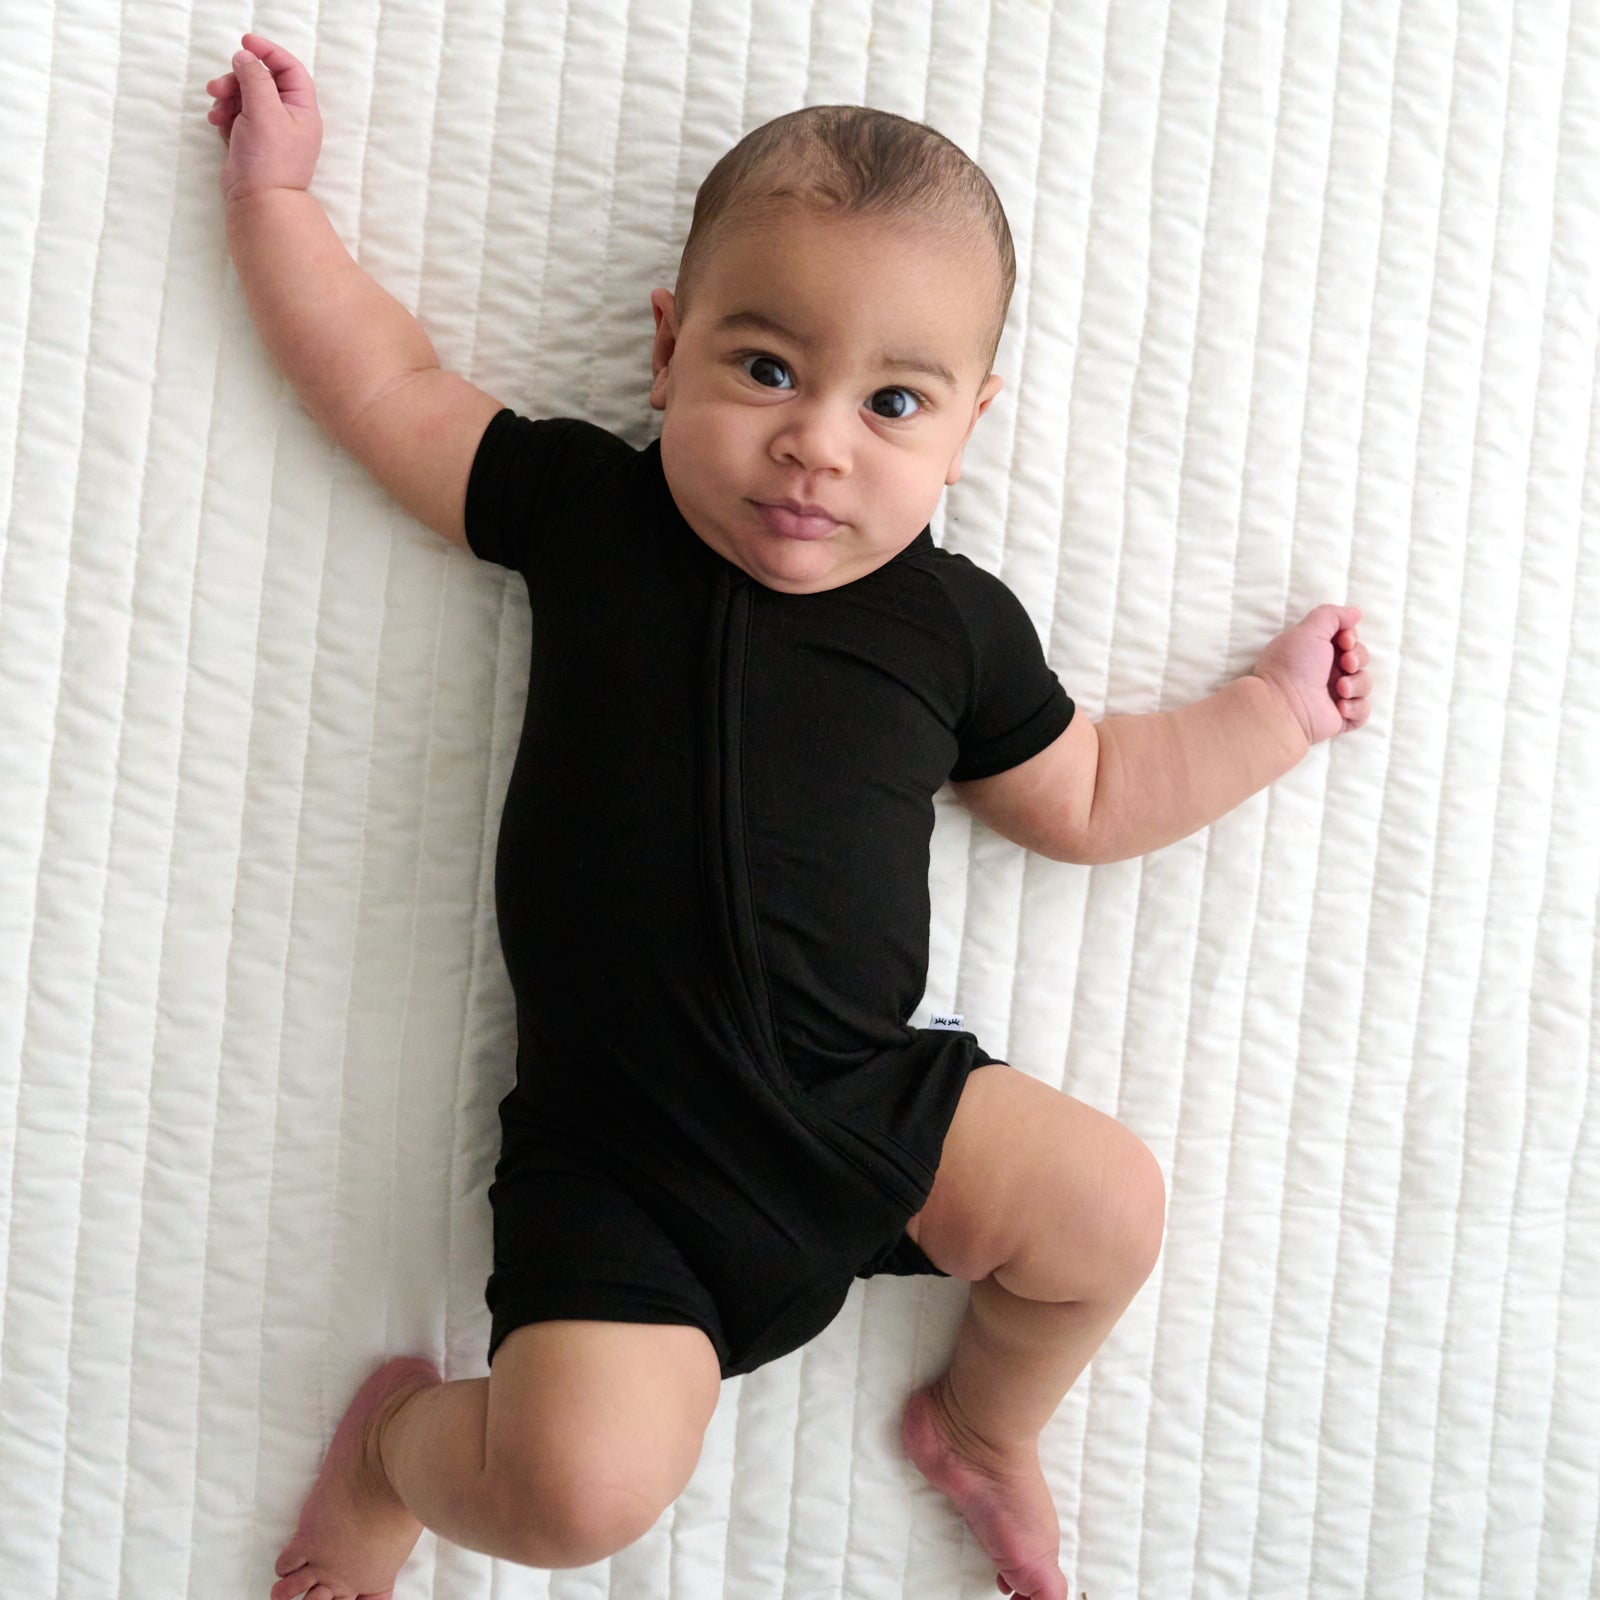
[[465, 411, 1075, 1378]]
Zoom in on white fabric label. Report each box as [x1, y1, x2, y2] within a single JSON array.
[[929, 1013, 965, 1030]]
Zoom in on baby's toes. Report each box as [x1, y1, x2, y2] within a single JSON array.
[[270, 1560, 317, 1600]]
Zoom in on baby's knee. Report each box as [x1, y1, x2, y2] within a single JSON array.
[[1044, 1121, 1165, 1300], [990, 1118, 1165, 1305], [1107, 1131, 1166, 1286], [485, 1450, 674, 1569], [478, 1320, 718, 1569]]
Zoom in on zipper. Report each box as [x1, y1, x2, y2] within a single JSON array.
[[701, 569, 790, 1090], [699, 569, 931, 1210]]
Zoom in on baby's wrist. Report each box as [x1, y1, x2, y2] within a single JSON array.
[[224, 179, 313, 210], [1241, 670, 1312, 757]]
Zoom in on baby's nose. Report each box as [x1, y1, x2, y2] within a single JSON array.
[[770, 397, 853, 473]]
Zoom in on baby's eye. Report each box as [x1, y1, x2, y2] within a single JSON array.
[[868, 387, 922, 420], [741, 354, 793, 389]]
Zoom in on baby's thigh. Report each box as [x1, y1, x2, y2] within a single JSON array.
[[485, 1319, 721, 1554], [906, 1063, 1166, 1296]]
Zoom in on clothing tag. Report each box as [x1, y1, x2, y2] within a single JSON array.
[[929, 1012, 965, 1031]]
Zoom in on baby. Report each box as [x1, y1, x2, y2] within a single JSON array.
[[207, 33, 1371, 1600]]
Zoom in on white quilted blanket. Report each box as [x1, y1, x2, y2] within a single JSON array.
[[3, 1, 1596, 1596]]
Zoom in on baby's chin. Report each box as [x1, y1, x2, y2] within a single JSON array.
[[726, 527, 893, 595]]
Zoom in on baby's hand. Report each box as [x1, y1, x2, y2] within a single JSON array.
[[205, 33, 322, 204], [1249, 604, 1372, 746]]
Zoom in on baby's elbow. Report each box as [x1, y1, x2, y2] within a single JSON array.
[[1048, 809, 1109, 866], [960, 805, 1099, 867], [1069, 816, 1131, 865]]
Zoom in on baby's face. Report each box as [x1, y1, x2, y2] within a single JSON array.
[[649, 207, 1004, 593]]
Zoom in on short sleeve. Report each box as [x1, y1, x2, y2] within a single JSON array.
[[463, 410, 634, 577], [944, 558, 1075, 782]]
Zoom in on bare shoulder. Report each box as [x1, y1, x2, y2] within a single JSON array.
[[337, 369, 508, 551], [949, 711, 1100, 864]]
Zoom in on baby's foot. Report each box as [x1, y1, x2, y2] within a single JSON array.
[[901, 1379, 1067, 1600], [270, 1355, 441, 1600]]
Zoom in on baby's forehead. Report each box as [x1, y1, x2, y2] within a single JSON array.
[[690, 201, 1003, 367], [718, 190, 979, 248], [700, 228, 998, 380], [712, 207, 995, 301]]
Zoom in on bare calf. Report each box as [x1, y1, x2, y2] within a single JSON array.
[[271, 1321, 720, 1598], [902, 1062, 1166, 1600]]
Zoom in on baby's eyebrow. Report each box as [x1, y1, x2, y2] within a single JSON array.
[[712, 308, 959, 393]]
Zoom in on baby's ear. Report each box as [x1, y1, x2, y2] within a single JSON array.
[[649, 289, 678, 410], [946, 373, 1003, 485]]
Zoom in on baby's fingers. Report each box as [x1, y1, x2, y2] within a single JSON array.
[[205, 72, 239, 117], [231, 47, 283, 115], [207, 87, 240, 140], [239, 32, 319, 110]]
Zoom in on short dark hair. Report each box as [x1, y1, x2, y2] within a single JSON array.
[[675, 105, 1015, 377]]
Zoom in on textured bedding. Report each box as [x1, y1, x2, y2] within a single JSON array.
[[2, 0, 1597, 1596]]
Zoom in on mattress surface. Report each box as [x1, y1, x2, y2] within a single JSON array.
[[2, 1, 1597, 1596]]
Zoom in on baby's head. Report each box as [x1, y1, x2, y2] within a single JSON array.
[[649, 106, 1015, 594], [672, 105, 1015, 376]]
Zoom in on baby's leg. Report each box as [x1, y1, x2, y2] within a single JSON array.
[[901, 1064, 1165, 1600], [271, 1320, 720, 1599]]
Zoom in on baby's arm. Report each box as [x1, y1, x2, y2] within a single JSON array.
[[955, 605, 1372, 865], [208, 35, 503, 549]]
